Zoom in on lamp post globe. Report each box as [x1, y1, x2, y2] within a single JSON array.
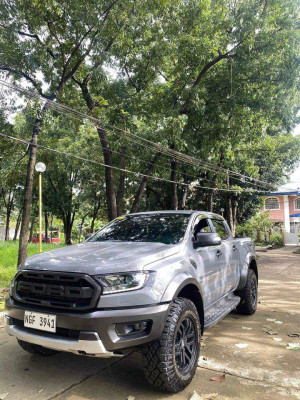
[[35, 162, 46, 173]]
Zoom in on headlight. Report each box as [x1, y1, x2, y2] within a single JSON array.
[[93, 272, 148, 294]]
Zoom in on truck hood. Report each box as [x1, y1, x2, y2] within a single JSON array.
[[21, 241, 181, 275]]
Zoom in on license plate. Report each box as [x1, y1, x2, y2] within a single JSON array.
[[24, 311, 56, 333]]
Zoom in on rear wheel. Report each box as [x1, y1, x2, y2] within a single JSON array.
[[236, 269, 258, 315], [143, 298, 201, 392], [17, 339, 58, 356]]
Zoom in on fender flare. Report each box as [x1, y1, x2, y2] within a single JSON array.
[[237, 254, 258, 291], [161, 273, 203, 302], [161, 273, 205, 332]]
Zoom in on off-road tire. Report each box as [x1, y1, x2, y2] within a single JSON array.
[[17, 339, 58, 356], [236, 269, 258, 315], [142, 297, 201, 392]]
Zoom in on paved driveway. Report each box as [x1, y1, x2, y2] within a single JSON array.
[[0, 247, 299, 400]]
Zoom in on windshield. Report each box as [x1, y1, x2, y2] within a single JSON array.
[[89, 213, 191, 245]]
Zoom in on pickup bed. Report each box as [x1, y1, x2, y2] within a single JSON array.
[[5, 211, 258, 392]]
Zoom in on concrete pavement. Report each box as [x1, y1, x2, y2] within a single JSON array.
[[0, 247, 299, 400]]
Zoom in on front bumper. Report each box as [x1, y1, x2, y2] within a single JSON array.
[[5, 297, 169, 356]]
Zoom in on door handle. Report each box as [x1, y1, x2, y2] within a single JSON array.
[[216, 249, 223, 258], [232, 245, 237, 252]]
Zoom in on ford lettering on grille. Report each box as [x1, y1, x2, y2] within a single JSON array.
[[17, 281, 93, 299]]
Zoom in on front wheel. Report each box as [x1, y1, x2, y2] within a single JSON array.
[[143, 298, 201, 392], [236, 269, 258, 315]]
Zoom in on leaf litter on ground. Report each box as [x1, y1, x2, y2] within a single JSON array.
[[210, 374, 226, 382], [242, 326, 252, 330], [235, 343, 248, 348], [286, 343, 300, 351], [190, 391, 204, 400], [190, 392, 218, 400], [262, 325, 278, 335], [288, 333, 299, 338], [272, 338, 282, 342]]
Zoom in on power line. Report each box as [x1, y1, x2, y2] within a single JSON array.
[[1, 79, 275, 190], [1, 85, 270, 192], [0, 132, 270, 193], [0, 80, 276, 190]]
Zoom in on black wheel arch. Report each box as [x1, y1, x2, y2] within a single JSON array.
[[174, 281, 204, 334], [249, 257, 258, 282]]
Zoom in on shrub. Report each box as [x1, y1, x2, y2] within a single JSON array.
[[270, 232, 283, 247]]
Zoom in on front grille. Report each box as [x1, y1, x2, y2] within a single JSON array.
[[13, 270, 101, 311], [11, 318, 80, 339]]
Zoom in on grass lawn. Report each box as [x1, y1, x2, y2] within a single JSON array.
[[0, 241, 64, 311]]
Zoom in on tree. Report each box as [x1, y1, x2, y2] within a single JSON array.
[[0, 0, 299, 247], [0, 0, 127, 262]]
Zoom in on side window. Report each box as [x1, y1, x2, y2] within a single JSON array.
[[193, 217, 212, 239], [211, 220, 229, 240]]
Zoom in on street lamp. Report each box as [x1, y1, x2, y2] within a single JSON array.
[[35, 162, 46, 252], [220, 208, 224, 217]]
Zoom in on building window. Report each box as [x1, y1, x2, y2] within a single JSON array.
[[265, 197, 280, 210], [294, 198, 300, 210]]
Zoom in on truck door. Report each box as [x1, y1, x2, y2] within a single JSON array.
[[191, 216, 225, 307], [210, 218, 237, 295]]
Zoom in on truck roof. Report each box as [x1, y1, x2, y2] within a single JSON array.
[[128, 210, 223, 219]]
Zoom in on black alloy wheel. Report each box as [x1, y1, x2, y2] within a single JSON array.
[[174, 317, 197, 375]]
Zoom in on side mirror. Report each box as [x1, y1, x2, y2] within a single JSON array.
[[193, 232, 221, 248]]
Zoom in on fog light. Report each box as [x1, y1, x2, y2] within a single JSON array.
[[116, 320, 152, 338]]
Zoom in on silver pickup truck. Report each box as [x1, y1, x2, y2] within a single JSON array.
[[5, 211, 258, 392]]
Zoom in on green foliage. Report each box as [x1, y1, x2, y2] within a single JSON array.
[[236, 211, 274, 241], [0, 241, 64, 289], [269, 232, 284, 247], [251, 211, 274, 233], [0, 0, 299, 239], [235, 221, 256, 240]]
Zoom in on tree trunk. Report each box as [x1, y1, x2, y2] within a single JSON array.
[[63, 211, 76, 245], [224, 170, 237, 236], [169, 143, 178, 210], [29, 217, 35, 242], [208, 190, 214, 212], [116, 145, 126, 216], [130, 152, 161, 214], [18, 103, 49, 265], [4, 190, 14, 241], [181, 172, 188, 210], [5, 206, 11, 241], [13, 210, 22, 241], [170, 158, 178, 210], [78, 214, 87, 243], [91, 196, 101, 232], [44, 212, 48, 243], [50, 214, 54, 241], [232, 202, 237, 237], [97, 126, 117, 221], [78, 80, 117, 221]]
